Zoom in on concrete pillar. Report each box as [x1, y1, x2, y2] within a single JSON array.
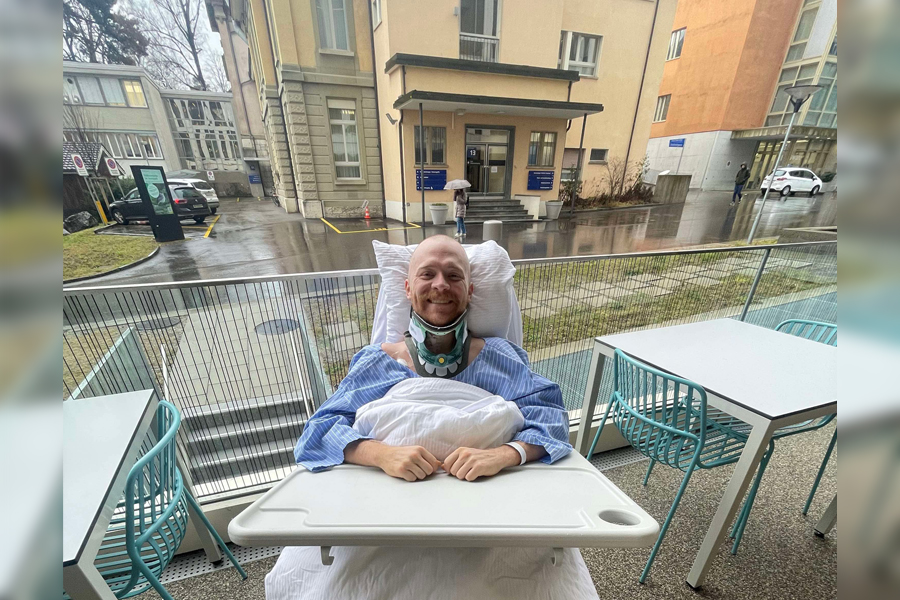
[[281, 80, 322, 219], [262, 94, 299, 212]]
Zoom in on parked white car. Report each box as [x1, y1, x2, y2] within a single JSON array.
[[760, 168, 823, 198], [168, 178, 220, 213]]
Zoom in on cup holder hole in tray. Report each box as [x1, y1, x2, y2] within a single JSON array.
[[598, 509, 641, 526]]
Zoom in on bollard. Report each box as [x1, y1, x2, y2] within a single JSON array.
[[483, 220, 503, 241]]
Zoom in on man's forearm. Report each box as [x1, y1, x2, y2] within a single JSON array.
[[501, 441, 547, 466], [344, 439, 386, 468]]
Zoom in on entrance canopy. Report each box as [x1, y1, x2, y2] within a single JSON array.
[[394, 90, 604, 120], [732, 125, 836, 142]]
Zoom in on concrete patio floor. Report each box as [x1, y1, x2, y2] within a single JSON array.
[[145, 424, 836, 600]]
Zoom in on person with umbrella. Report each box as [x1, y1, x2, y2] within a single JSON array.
[[445, 179, 471, 238]]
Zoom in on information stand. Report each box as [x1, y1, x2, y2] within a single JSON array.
[[130, 166, 184, 242]]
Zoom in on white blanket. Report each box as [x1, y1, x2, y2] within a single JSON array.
[[351, 378, 525, 462], [265, 378, 599, 600]]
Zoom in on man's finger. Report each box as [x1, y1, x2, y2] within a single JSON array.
[[465, 465, 481, 481], [455, 461, 473, 481], [443, 449, 460, 474], [401, 471, 417, 482], [411, 454, 434, 476], [420, 448, 442, 471], [406, 462, 427, 480]]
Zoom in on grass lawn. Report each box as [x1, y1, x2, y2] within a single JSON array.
[[63, 227, 158, 280]]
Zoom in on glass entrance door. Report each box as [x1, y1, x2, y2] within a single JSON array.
[[465, 128, 510, 196]]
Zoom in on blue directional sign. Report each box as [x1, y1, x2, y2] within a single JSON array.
[[527, 170, 555, 191], [669, 138, 685, 148], [248, 174, 262, 184], [416, 169, 447, 191]]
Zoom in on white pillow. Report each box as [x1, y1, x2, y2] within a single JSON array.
[[352, 378, 525, 462], [370, 240, 523, 345]]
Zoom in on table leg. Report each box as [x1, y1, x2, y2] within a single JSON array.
[[575, 342, 607, 456], [686, 419, 775, 588], [63, 561, 117, 600], [814, 494, 836, 537]]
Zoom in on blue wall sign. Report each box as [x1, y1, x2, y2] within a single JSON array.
[[467, 148, 477, 158], [669, 138, 685, 148], [416, 169, 447, 191], [248, 174, 262, 184], [527, 170, 555, 191]]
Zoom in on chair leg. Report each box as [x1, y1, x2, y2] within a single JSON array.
[[643, 459, 656, 486], [586, 399, 615, 459], [137, 560, 177, 600], [640, 467, 696, 584], [803, 430, 836, 516], [185, 492, 249, 580], [730, 441, 775, 555]]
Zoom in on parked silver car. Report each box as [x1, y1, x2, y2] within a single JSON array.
[[168, 178, 220, 213]]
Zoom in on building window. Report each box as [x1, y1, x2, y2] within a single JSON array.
[[372, 0, 381, 28], [329, 99, 361, 179], [528, 132, 557, 167], [414, 126, 447, 165], [785, 6, 819, 62], [589, 148, 608, 163], [316, 0, 350, 51], [209, 101, 227, 126], [102, 133, 123, 158], [77, 77, 105, 105], [653, 95, 671, 122], [63, 77, 82, 104], [459, 0, 500, 62], [667, 28, 685, 61], [204, 130, 221, 159], [769, 62, 818, 124], [804, 61, 836, 127], [228, 132, 240, 159], [829, 35, 836, 56], [100, 78, 126, 106], [188, 100, 205, 125], [168, 99, 185, 128], [121, 134, 142, 158], [139, 135, 162, 158], [123, 80, 147, 107], [558, 31, 601, 77], [175, 132, 194, 159]]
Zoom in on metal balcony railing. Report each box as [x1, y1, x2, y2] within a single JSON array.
[[63, 242, 837, 503], [460, 33, 499, 62]]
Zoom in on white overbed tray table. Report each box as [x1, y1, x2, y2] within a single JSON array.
[[229, 452, 659, 565]]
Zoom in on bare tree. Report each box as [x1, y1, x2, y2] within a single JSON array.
[[127, 0, 220, 91], [204, 53, 232, 93], [64, 103, 100, 143]]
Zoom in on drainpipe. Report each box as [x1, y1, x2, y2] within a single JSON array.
[[398, 113, 407, 223], [366, 0, 387, 217], [419, 102, 426, 228], [624, 0, 660, 166]]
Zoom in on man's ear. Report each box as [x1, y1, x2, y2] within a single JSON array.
[[405, 279, 412, 301], [468, 281, 474, 299]]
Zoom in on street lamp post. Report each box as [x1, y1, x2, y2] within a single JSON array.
[[746, 84, 824, 244]]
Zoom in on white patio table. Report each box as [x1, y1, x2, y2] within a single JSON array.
[[575, 319, 837, 588]]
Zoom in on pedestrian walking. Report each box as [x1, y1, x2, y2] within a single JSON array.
[[732, 163, 751, 205], [454, 188, 468, 238]]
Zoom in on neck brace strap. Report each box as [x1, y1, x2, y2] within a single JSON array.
[[404, 308, 469, 377]]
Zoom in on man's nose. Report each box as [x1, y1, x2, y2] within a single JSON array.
[[432, 273, 450, 290]]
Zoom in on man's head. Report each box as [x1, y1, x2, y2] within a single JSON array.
[[405, 235, 473, 326], [740, 163, 747, 169]]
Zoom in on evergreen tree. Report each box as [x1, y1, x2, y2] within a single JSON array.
[[63, 0, 148, 65]]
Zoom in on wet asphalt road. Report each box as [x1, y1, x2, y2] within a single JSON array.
[[75, 190, 836, 286]]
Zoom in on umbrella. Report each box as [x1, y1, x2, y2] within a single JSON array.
[[444, 179, 471, 190]]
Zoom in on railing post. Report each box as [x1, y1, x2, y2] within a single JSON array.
[[740, 247, 771, 321]]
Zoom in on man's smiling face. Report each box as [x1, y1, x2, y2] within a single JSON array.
[[405, 236, 473, 327]]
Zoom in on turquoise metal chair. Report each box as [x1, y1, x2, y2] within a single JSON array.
[[728, 319, 837, 554], [587, 349, 766, 583], [73, 400, 247, 599]]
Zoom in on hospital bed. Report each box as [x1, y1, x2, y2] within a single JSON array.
[[228, 241, 660, 566]]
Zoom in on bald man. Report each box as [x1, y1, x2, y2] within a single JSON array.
[[293, 235, 572, 482]]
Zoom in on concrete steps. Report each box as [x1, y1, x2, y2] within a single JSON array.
[[465, 197, 532, 223]]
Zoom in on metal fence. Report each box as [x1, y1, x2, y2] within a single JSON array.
[[63, 241, 836, 503], [459, 33, 499, 62]]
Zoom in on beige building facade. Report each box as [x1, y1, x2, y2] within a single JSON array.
[[216, 0, 676, 220]]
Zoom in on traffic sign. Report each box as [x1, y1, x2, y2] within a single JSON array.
[[72, 154, 88, 177], [105, 157, 120, 177]]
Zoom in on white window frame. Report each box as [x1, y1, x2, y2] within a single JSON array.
[[653, 95, 671, 123], [100, 78, 127, 106], [785, 5, 820, 63], [558, 31, 602, 78], [138, 135, 162, 159], [328, 99, 362, 180], [372, 0, 382, 29], [64, 76, 82, 104], [122, 80, 147, 108], [77, 76, 106, 105], [316, 0, 351, 52], [667, 28, 685, 61], [589, 148, 609, 163], [414, 126, 447, 165]]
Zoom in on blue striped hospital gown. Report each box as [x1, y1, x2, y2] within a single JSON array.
[[294, 337, 572, 472]]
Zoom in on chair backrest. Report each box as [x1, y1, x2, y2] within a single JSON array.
[[610, 349, 707, 470], [120, 400, 187, 596], [775, 319, 837, 346]]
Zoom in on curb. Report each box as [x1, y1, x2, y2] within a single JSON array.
[[561, 202, 660, 216], [63, 246, 160, 285]]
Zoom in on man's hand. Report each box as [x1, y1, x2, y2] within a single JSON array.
[[443, 445, 521, 481], [344, 440, 441, 482]]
